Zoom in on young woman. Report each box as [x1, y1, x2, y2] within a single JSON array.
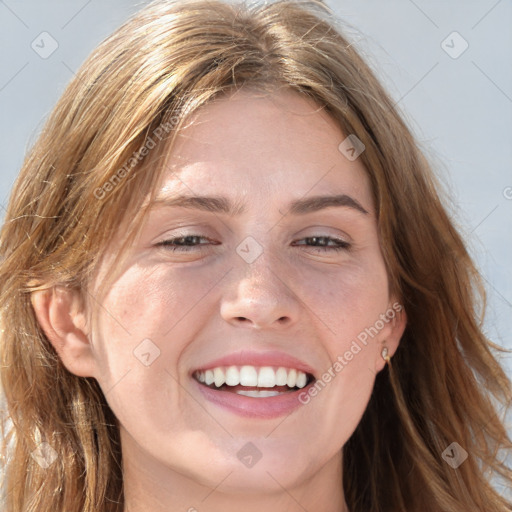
[[0, 0, 510, 511]]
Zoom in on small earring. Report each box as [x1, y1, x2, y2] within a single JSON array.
[[381, 346, 391, 364]]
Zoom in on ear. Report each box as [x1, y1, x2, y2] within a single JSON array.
[[31, 286, 97, 378], [374, 300, 407, 373]]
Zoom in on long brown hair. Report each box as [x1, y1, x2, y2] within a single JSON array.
[[1, 0, 510, 510]]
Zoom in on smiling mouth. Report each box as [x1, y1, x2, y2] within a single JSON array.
[[193, 365, 315, 397]]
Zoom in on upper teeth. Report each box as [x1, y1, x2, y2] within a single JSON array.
[[195, 366, 309, 389]]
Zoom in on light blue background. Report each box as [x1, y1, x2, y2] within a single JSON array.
[[0, 0, 511, 493]]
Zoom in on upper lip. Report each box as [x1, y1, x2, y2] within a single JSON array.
[[192, 350, 317, 378]]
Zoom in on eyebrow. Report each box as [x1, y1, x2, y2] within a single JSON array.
[[151, 193, 369, 216]]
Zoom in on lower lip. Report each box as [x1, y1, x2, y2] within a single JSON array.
[[194, 379, 314, 419]]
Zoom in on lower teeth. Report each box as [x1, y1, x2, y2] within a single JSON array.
[[235, 390, 283, 398]]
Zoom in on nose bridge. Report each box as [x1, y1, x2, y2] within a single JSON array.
[[234, 240, 287, 302], [220, 238, 299, 328]]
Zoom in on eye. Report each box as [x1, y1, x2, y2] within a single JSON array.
[[155, 234, 351, 253], [156, 235, 215, 252], [293, 236, 351, 252]]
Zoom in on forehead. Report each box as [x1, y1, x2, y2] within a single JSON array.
[[152, 88, 374, 213]]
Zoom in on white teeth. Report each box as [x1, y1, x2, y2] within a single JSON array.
[[195, 365, 310, 389], [225, 366, 239, 386], [236, 390, 282, 397], [275, 367, 288, 386], [204, 369, 214, 385], [257, 366, 276, 388], [287, 369, 297, 388], [239, 365, 258, 386], [296, 371, 307, 388], [213, 367, 225, 387]]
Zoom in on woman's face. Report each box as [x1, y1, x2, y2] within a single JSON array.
[[84, 89, 405, 497]]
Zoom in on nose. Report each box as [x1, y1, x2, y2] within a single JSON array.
[[220, 254, 300, 330]]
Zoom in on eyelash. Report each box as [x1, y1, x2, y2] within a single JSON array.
[[156, 235, 350, 252]]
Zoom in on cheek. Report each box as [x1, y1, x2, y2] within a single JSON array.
[[87, 266, 181, 394], [89, 262, 225, 387], [294, 255, 389, 436], [88, 265, 217, 439], [296, 255, 390, 348], [97, 263, 216, 339], [108, 270, 179, 329]]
